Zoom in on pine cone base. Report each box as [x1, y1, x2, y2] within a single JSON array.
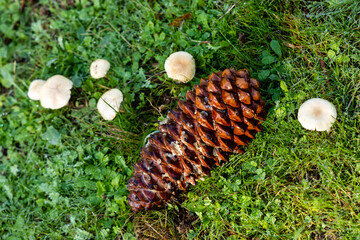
[[127, 68, 266, 212]]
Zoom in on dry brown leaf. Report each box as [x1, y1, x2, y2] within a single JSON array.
[[169, 12, 192, 26]]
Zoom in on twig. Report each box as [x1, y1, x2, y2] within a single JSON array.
[[20, 0, 26, 12], [146, 97, 163, 117], [284, 42, 302, 49], [97, 84, 111, 90], [144, 222, 167, 240], [218, 4, 236, 20], [106, 125, 138, 136], [12, 61, 27, 97]]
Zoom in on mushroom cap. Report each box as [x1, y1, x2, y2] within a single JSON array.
[[164, 51, 195, 83], [298, 98, 337, 131], [97, 89, 123, 121], [28, 79, 46, 100], [39, 75, 73, 109], [90, 59, 110, 79]]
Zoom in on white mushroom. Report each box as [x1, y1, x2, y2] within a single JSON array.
[[164, 51, 195, 83], [297, 98, 337, 132], [28, 79, 46, 100], [90, 59, 110, 79], [97, 89, 123, 121], [39, 75, 73, 109]]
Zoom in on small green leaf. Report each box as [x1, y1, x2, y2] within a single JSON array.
[[94, 0, 100, 9], [116, 156, 132, 176], [262, 56, 276, 65], [202, 216, 211, 226], [111, 175, 120, 187], [343, 56, 350, 63], [77, 26, 86, 41], [275, 106, 286, 118], [261, 50, 272, 57], [123, 233, 136, 240], [96, 181, 106, 195], [336, 55, 350, 64], [258, 70, 270, 80], [36, 199, 45, 207], [4, 184, 13, 200], [42, 126, 61, 145], [72, 75, 82, 88], [0, 47, 8, 58], [14, 215, 25, 230], [58, 36, 64, 50], [270, 40, 282, 56], [197, 11, 209, 29], [329, 42, 340, 51], [10, 165, 18, 176], [280, 81, 288, 92], [159, 32, 165, 41], [89, 98, 96, 107], [269, 74, 279, 80], [0, 23, 15, 38], [187, 230, 198, 240], [327, 50, 336, 59], [0, 63, 14, 88]]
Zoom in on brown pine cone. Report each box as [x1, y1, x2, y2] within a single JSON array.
[[127, 68, 266, 212]]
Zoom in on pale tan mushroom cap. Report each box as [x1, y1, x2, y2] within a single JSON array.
[[97, 89, 123, 121], [298, 98, 337, 131], [164, 51, 195, 83], [90, 59, 110, 79], [28, 79, 46, 100], [39, 75, 73, 109]]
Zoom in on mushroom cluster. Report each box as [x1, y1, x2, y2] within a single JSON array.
[[28, 51, 200, 120], [28, 75, 73, 109], [27, 59, 124, 121], [89, 59, 123, 121]]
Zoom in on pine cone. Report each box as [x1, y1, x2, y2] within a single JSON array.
[[127, 68, 266, 212]]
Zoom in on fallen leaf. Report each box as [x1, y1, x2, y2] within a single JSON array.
[[169, 12, 192, 26]]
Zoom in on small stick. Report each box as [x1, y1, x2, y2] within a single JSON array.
[[20, 0, 26, 12]]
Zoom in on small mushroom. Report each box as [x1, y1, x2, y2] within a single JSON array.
[[28, 79, 46, 100], [90, 59, 110, 79], [297, 98, 337, 132], [164, 51, 195, 83], [39, 75, 73, 109], [97, 89, 123, 121]]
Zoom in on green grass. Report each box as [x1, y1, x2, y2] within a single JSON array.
[[1, 0, 359, 239]]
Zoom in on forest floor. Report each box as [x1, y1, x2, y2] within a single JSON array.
[[0, 0, 359, 239]]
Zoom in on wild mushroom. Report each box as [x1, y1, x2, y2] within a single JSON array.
[[28, 79, 46, 100], [97, 89, 123, 121], [297, 98, 337, 132], [90, 59, 110, 79], [39, 75, 73, 109], [164, 51, 195, 83]]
